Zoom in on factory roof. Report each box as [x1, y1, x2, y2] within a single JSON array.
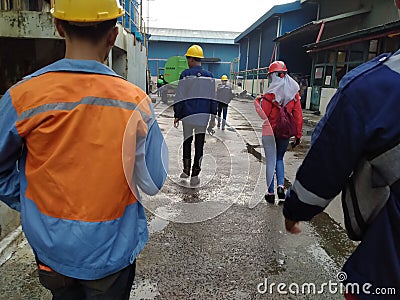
[[148, 27, 240, 44]]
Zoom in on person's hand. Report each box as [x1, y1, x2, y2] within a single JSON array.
[[285, 218, 301, 234], [291, 137, 301, 148], [209, 119, 216, 128], [174, 118, 179, 128]]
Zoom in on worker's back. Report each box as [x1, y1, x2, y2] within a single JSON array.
[[0, 59, 167, 280], [174, 66, 217, 126]]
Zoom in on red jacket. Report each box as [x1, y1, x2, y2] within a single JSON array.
[[257, 92, 303, 139]]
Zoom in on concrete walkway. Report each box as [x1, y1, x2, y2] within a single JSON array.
[[0, 96, 328, 266], [0, 96, 355, 300], [227, 98, 345, 229], [152, 96, 348, 232]]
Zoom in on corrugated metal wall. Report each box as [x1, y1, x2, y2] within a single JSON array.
[[236, 2, 318, 77], [148, 41, 239, 79]]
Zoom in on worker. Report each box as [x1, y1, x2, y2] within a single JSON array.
[[0, 0, 167, 299], [216, 74, 234, 130], [157, 74, 165, 96], [284, 1, 400, 299], [173, 44, 217, 186], [254, 61, 303, 204]]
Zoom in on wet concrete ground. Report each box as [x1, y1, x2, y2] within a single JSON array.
[[0, 98, 356, 299]]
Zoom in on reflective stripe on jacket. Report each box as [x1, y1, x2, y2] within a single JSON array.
[[0, 59, 168, 280], [283, 52, 400, 298], [173, 66, 217, 126]]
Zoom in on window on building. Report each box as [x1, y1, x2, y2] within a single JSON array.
[[316, 53, 326, 64], [315, 67, 324, 79], [324, 66, 333, 86], [328, 51, 336, 64], [335, 67, 346, 86], [369, 39, 378, 52], [349, 51, 364, 62], [368, 39, 379, 60], [337, 51, 347, 65], [385, 36, 400, 53]]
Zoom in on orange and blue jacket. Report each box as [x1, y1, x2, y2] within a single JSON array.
[[0, 59, 168, 280]]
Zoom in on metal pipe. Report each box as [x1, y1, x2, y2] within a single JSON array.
[[245, 37, 250, 74], [270, 43, 277, 65], [316, 20, 325, 43], [257, 29, 262, 92], [231, 67, 269, 73], [139, 0, 143, 33], [275, 16, 281, 60], [234, 67, 268, 73], [245, 37, 250, 90], [276, 16, 281, 39]]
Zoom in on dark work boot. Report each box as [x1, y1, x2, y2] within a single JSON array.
[[277, 186, 285, 199], [264, 194, 275, 204], [190, 167, 201, 186], [180, 159, 191, 179]]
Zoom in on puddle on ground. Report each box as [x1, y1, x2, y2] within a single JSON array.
[[310, 212, 358, 267], [147, 206, 177, 233], [234, 127, 258, 131], [158, 113, 174, 119]]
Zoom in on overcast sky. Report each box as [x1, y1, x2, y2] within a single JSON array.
[[143, 0, 296, 32]]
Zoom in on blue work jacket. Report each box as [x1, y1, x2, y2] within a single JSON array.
[[284, 52, 400, 299], [173, 66, 217, 126], [0, 59, 168, 280]]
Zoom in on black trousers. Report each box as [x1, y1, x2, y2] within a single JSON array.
[[182, 122, 206, 170], [217, 103, 228, 127], [36, 259, 136, 300]]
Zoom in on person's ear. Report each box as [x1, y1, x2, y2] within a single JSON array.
[[107, 26, 118, 47], [54, 19, 66, 38]]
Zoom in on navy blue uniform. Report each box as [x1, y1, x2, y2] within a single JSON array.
[[284, 52, 400, 299], [173, 65, 217, 173], [173, 66, 217, 126]]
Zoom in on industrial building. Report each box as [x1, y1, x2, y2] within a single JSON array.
[[0, 0, 148, 96], [235, 0, 400, 113], [297, 0, 400, 113], [147, 27, 239, 86], [234, 1, 318, 97]]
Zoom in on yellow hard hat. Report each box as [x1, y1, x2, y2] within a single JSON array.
[[221, 75, 228, 81], [51, 0, 125, 22], [185, 45, 204, 59]]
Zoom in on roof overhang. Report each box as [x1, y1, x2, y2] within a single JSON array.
[[305, 19, 400, 53], [274, 7, 371, 43], [202, 58, 221, 63], [148, 28, 240, 45], [235, 1, 302, 43]]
